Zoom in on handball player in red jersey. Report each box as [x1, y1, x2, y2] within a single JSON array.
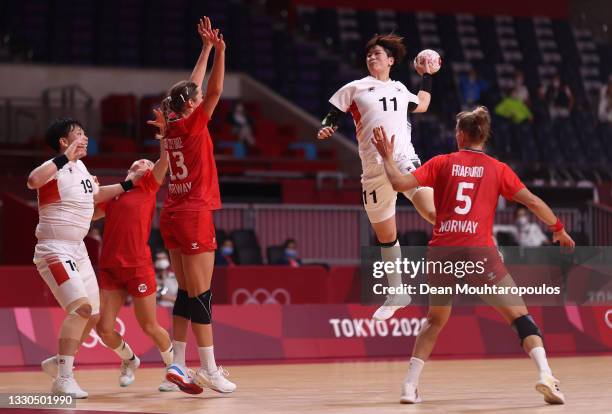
[[372, 106, 574, 405], [154, 17, 235, 394], [91, 118, 178, 392]]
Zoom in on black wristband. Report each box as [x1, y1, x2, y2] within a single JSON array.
[[120, 180, 134, 192], [52, 154, 69, 170], [420, 73, 432, 93]]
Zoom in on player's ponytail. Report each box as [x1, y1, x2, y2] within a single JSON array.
[[160, 80, 199, 123], [456, 106, 491, 145]]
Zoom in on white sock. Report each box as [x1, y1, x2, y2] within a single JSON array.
[[57, 355, 74, 377], [160, 344, 174, 366], [381, 239, 402, 290], [173, 340, 186, 366], [529, 346, 552, 375], [113, 340, 135, 361], [198, 345, 217, 373], [404, 357, 425, 386]]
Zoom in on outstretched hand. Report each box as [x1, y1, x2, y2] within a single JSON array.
[[371, 126, 395, 160], [198, 17, 225, 52], [414, 56, 435, 76], [147, 108, 167, 139], [553, 229, 576, 250], [197, 16, 214, 49]]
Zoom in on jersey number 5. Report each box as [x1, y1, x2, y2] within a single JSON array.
[[454, 182, 474, 215], [168, 151, 188, 180]]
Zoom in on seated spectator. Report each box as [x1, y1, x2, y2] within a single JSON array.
[[216, 239, 236, 266], [227, 101, 256, 148], [541, 74, 573, 121], [459, 69, 489, 110], [515, 207, 549, 247], [598, 75, 612, 124], [495, 88, 533, 124], [274, 239, 302, 267]]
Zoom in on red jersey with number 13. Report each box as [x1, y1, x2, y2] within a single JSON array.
[[163, 103, 221, 212], [412, 149, 525, 247]]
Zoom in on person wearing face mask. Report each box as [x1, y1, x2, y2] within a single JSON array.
[[227, 101, 255, 148], [215, 239, 236, 266], [88, 124, 179, 392], [276, 239, 302, 267], [515, 207, 549, 247], [155, 251, 178, 307], [542, 73, 573, 121]]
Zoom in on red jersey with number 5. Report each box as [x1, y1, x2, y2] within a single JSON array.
[[163, 103, 221, 212], [412, 148, 525, 247]]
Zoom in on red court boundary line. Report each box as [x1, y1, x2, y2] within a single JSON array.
[[2, 351, 610, 373]]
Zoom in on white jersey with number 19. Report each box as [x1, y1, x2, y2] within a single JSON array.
[[329, 76, 420, 181], [35, 159, 98, 242]]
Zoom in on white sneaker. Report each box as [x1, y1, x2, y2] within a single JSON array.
[[535, 373, 565, 404], [400, 382, 422, 404], [166, 364, 203, 394], [193, 366, 236, 393], [119, 356, 140, 387], [158, 377, 180, 392], [41, 355, 58, 378], [51, 375, 88, 399], [373, 294, 411, 321]]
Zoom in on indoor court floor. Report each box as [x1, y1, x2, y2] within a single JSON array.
[[1, 356, 611, 414]]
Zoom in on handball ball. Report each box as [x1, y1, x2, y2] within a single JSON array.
[[414, 49, 442, 74]]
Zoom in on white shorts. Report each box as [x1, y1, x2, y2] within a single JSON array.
[[33, 240, 100, 314], [362, 158, 430, 224]]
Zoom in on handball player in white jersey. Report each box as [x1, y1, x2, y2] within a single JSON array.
[[27, 118, 142, 397], [318, 34, 437, 320]]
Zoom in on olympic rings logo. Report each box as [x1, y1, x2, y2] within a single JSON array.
[[231, 288, 291, 305], [82, 317, 126, 348], [605, 309, 612, 329]]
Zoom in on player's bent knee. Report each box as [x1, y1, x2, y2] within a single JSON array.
[[74, 303, 93, 319], [511, 314, 542, 345], [189, 290, 212, 324], [66, 298, 92, 319]]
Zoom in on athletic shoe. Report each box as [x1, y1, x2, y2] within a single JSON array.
[[166, 364, 203, 394], [51, 375, 88, 399], [158, 377, 180, 392], [41, 355, 58, 378], [373, 294, 411, 321], [119, 356, 140, 387], [400, 382, 422, 404], [193, 366, 236, 393], [535, 373, 565, 404]]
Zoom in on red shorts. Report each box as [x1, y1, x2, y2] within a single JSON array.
[[99, 265, 156, 297], [160, 209, 217, 255]]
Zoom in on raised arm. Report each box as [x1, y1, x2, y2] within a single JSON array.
[[147, 108, 169, 184], [27, 138, 87, 189], [411, 58, 435, 113], [201, 28, 225, 119], [189, 16, 214, 88], [512, 188, 575, 248], [371, 126, 419, 192]]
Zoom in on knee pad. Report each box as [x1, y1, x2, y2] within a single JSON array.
[[172, 289, 191, 320], [512, 314, 542, 345], [189, 290, 212, 325]]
